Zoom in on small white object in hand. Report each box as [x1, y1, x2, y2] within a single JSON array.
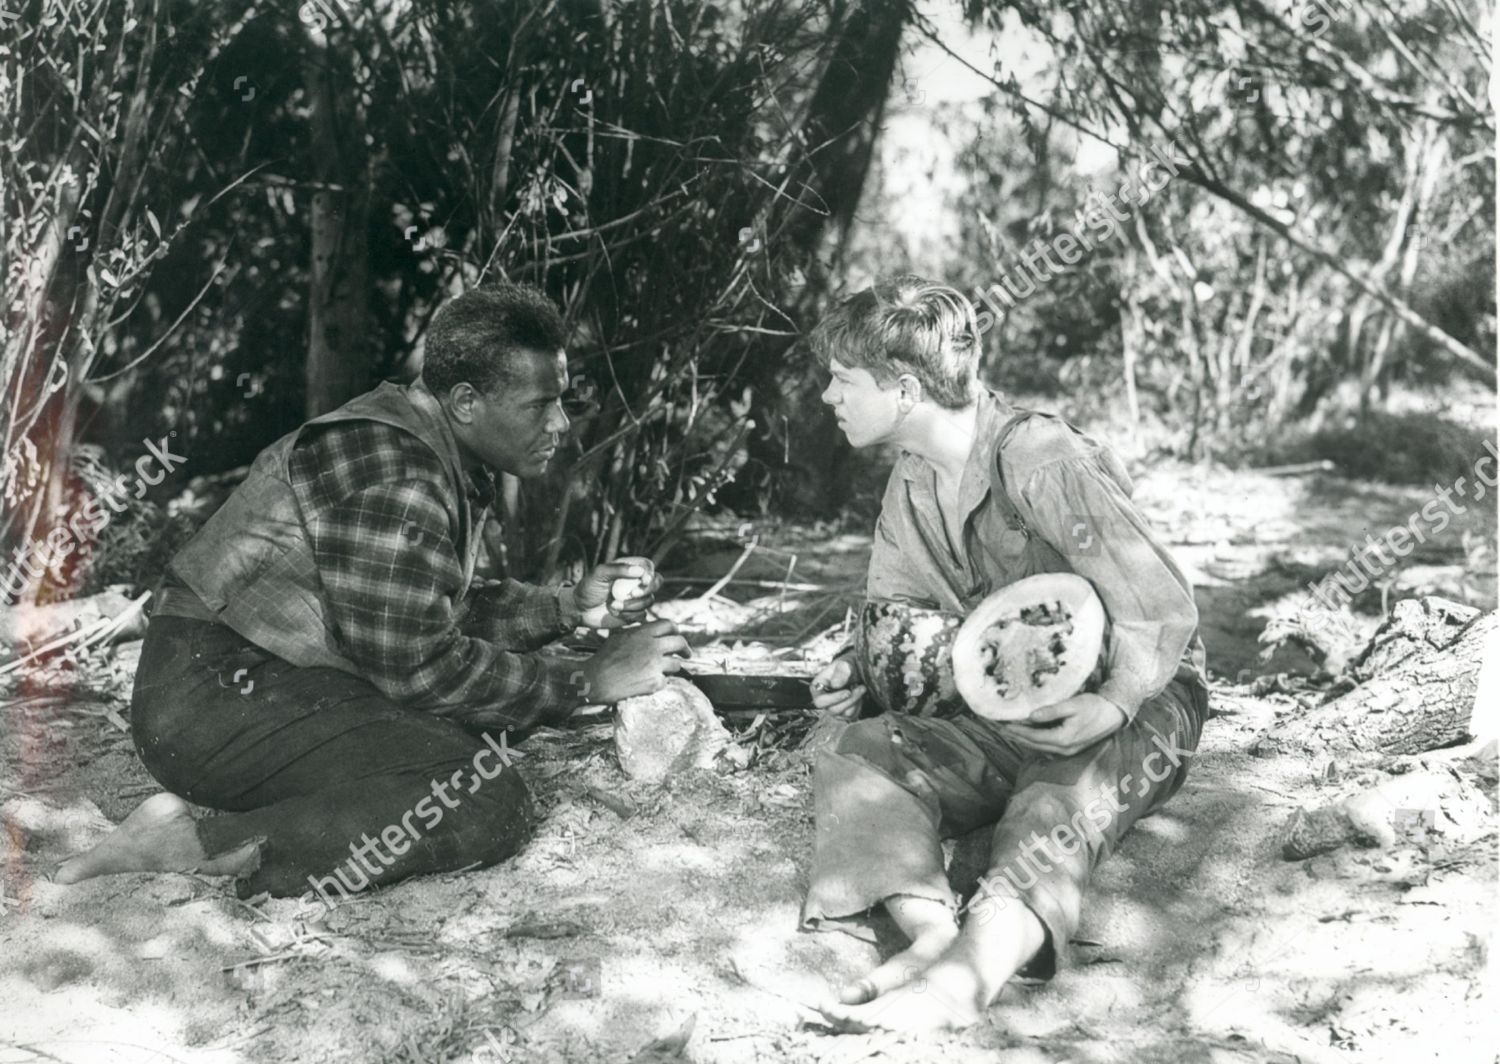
[[610, 566, 652, 608]]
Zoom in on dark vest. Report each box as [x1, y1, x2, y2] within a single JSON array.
[[168, 381, 486, 673]]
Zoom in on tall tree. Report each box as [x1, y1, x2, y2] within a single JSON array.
[[301, 18, 373, 416]]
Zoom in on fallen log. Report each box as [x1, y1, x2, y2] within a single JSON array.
[[1266, 600, 1496, 756], [1344, 597, 1481, 683]]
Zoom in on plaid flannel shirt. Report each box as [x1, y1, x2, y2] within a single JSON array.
[[287, 420, 585, 731]]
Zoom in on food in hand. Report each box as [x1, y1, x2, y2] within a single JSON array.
[[609, 562, 653, 608], [950, 573, 1106, 721]]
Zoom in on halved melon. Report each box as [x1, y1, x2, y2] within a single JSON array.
[[951, 573, 1106, 721]]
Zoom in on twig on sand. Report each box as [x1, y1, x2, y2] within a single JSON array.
[[0, 693, 70, 711], [706, 1029, 775, 1042], [230, 896, 272, 923], [1250, 460, 1336, 477], [220, 950, 304, 972], [584, 785, 637, 820], [663, 576, 835, 593], [724, 957, 822, 1018], [699, 537, 760, 601], [1249, 781, 1297, 801], [503, 917, 586, 940]]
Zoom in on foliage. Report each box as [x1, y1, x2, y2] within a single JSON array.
[[3, 0, 898, 599], [4, 0, 1493, 603], [935, 0, 1494, 458], [1, 0, 257, 601], [1258, 410, 1492, 486]]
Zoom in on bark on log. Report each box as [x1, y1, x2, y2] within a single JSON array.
[[1269, 606, 1496, 756], [1346, 597, 1480, 683]]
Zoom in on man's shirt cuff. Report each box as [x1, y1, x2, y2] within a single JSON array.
[[554, 583, 582, 633]]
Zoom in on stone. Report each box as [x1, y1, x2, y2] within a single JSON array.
[[613, 678, 729, 782]]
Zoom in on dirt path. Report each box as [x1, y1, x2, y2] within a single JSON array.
[[2, 466, 1494, 1063]]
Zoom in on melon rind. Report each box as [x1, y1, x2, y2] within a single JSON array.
[[951, 573, 1106, 721], [853, 600, 967, 718]]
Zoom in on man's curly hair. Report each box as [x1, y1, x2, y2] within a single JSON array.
[[422, 282, 568, 397]]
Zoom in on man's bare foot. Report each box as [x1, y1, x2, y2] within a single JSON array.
[[819, 955, 986, 1033], [54, 792, 258, 884], [834, 924, 960, 1005]]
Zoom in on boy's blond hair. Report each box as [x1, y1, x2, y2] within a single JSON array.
[[808, 275, 980, 409]]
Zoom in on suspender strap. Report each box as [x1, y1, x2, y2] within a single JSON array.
[[986, 409, 1040, 536]]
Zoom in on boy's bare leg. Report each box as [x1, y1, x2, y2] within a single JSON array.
[[820, 896, 1046, 1032], [54, 792, 259, 884], [833, 894, 960, 1005]]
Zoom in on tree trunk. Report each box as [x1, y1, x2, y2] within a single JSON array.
[[746, 0, 910, 513], [1268, 605, 1496, 756], [302, 38, 372, 417], [778, 0, 908, 255]]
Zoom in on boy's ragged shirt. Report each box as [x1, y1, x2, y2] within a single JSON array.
[[866, 390, 1205, 721]]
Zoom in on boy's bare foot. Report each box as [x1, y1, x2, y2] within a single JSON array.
[[54, 792, 258, 884], [834, 924, 960, 1005], [819, 955, 985, 1033], [820, 900, 1044, 1033]]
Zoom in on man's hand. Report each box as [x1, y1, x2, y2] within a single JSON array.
[[810, 657, 866, 720], [580, 619, 689, 703], [567, 556, 663, 628], [999, 692, 1128, 756]]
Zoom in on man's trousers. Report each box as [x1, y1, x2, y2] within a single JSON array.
[[131, 615, 536, 903]]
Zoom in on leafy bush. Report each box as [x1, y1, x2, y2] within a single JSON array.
[[1260, 412, 1492, 486]]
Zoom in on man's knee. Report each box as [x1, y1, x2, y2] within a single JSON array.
[[460, 761, 537, 863]]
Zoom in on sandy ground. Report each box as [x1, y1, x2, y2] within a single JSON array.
[[1, 464, 1496, 1064]]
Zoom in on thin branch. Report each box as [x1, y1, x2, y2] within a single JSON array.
[[913, 17, 1494, 380]]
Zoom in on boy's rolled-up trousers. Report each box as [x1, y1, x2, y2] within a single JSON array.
[[801, 672, 1209, 975]]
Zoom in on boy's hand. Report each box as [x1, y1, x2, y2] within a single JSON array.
[[568, 557, 662, 628], [810, 657, 865, 720], [1000, 693, 1127, 756]]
